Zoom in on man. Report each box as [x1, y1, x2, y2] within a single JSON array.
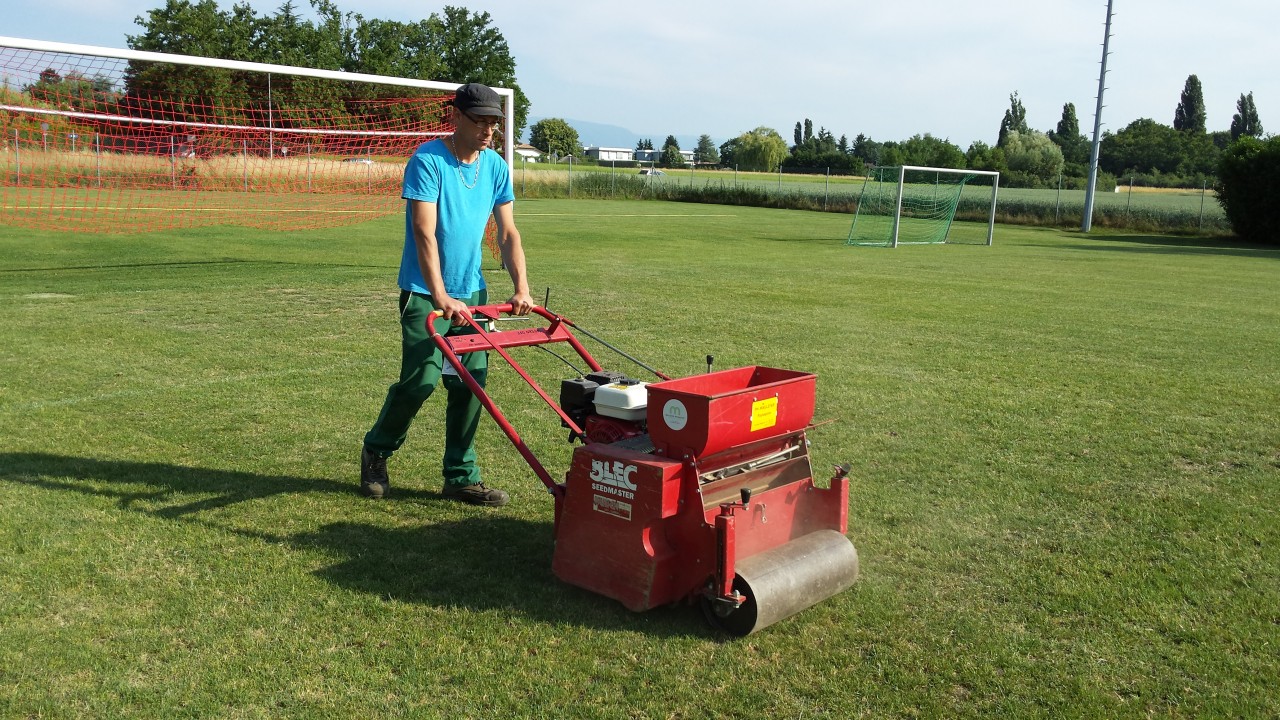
[[360, 83, 533, 505]]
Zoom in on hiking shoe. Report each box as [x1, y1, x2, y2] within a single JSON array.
[[442, 482, 509, 507], [360, 447, 389, 499]]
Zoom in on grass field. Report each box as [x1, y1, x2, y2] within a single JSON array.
[[2, 145, 1228, 236], [2, 200, 1278, 718], [516, 165, 1228, 236], [513, 161, 1228, 228]]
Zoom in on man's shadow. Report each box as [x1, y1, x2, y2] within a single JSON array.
[[0, 452, 708, 637]]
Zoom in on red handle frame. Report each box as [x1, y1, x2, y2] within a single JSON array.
[[425, 304, 605, 497]]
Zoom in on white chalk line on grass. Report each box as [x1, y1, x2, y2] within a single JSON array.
[[0, 359, 386, 413]]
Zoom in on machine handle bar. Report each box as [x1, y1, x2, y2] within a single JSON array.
[[425, 303, 604, 497]]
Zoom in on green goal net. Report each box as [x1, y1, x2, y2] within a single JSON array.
[[845, 165, 999, 247]]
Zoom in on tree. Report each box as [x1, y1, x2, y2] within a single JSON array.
[[718, 137, 740, 168], [26, 69, 118, 114], [1001, 130, 1064, 185], [635, 138, 653, 151], [1217, 135, 1280, 244], [733, 127, 788, 172], [1230, 92, 1263, 140], [659, 144, 684, 168], [1099, 118, 1186, 176], [1173, 74, 1207, 134], [125, 0, 255, 111], [529, 117, 581, 159], [340, 13, 445, 83], [1096, 118, 1220, 183], [1048, 102, 1089, 173], [786, 119, 852, 172], [693, 134, 719, 166], [897, 133, 966, 169], [851, 133, 882, 166], [878, 142, 905, 168], [1210, 130, 1234, 151], [656, 135, 682, 167], [793, 122, 802, 147], [965, 140, 1007, 176], [430, 6, 530, 135], [997, 91, 1028, 147], [1178, 131, 1222, 179], [126, 0, 533, 135]]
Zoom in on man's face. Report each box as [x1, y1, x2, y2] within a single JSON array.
[[457, 110, 502, 152]]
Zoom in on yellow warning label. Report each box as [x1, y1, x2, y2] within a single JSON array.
[[751, 396, 779, 431]]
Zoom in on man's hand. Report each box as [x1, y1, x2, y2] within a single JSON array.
[[434, 294, 470, 324], [507, 291, 535, 316]]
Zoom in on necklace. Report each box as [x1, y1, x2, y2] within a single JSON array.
[[447, 136, 481, 189]]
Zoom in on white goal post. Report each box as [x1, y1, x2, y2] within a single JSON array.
[[847, 165, 1000, 248]]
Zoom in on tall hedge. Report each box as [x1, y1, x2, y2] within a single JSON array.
[[1217, 136, 1280, 244]]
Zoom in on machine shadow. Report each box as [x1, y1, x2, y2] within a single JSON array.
[[0, 452, 711, 638], [0, 450, 435, 515], [282, 519, 710, 637]]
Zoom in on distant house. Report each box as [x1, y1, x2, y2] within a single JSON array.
[[632, 147, 695, 166], [584, 146, 634, 162], [514, 143, 542, 162]]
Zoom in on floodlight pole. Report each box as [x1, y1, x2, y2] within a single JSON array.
[[1082, 0, 1114, 233]]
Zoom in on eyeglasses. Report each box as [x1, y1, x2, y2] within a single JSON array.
[[462, 111, 502, 131]]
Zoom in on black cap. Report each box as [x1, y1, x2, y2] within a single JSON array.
[[452, 83, 504, 118]]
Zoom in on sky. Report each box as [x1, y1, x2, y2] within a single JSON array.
[[4, 0, 1277, 149]]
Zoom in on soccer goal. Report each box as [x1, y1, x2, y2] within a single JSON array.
[[845, 165, 999, 247], [0, 35, 514, 234]]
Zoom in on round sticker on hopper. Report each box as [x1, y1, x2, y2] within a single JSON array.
[[662, 399, 688, 430]]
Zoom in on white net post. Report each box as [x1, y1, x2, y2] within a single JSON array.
[[891, 164, 906, 248]]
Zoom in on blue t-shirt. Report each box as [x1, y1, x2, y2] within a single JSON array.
[[397, 139, 515, 297]]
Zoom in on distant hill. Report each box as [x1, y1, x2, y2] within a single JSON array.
[[524, 117, 700, 151]]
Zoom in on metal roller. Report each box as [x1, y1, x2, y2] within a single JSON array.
[[706, 529, 860, 636]]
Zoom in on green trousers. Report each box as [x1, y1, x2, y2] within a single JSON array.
[[364, 289, 489, 487]]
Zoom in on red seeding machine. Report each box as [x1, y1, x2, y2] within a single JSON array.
[[427, 304, 859, 635]]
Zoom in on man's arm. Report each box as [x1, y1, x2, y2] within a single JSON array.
[[494, 201, 533, 315], [410, 199, 469, 322]]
